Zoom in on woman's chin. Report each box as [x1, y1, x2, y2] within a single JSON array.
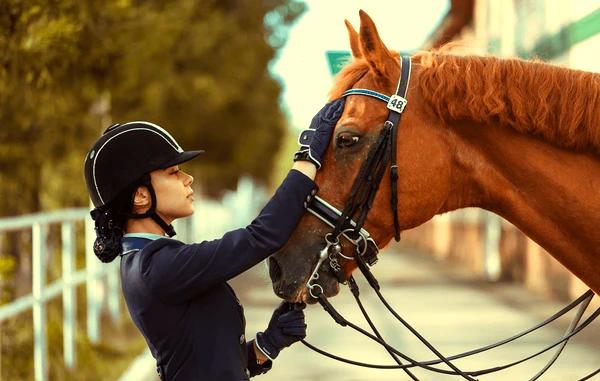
[[181, 206, 195, 217], [164, 209, 194, 223]]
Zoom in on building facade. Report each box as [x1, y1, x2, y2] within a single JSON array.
[[405, 0, 600, 300]]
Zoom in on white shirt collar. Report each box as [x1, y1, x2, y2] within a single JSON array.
[[123, 232, 167, 241]]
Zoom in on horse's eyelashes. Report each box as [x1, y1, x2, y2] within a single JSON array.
[[336, 132, 361, 148]]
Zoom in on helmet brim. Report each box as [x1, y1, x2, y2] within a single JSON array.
[[160, 150, 204, 168]]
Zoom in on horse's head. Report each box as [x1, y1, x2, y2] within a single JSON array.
[[270, 10, 454, 302]]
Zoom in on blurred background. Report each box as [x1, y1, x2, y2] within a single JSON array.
[[0, 0, 599, 380]]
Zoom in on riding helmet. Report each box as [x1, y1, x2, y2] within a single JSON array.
[[84, 121, 203, 208]]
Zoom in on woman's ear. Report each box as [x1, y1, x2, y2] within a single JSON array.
[[132, 186, 151, 213]]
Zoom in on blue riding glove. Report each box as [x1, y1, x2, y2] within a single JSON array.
[[293, 98, 346, 169], [255, 301, 307, 360]]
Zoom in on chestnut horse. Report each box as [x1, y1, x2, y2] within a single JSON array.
[[269, 10, 600, 303]]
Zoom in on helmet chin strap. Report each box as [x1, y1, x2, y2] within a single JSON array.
[[147, 188, 176, 238], [123, 176, 177, 237]]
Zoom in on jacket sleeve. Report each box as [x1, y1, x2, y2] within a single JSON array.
[[246, 340, 272, 377], [141, 169, 317, 303]]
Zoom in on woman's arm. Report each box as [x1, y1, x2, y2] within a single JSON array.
[[254, 341, 269, 364], [140, 168, 316, 302], [291, 160, 316, 180], [140, 100, 345, 303]]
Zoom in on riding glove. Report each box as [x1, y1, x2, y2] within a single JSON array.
[[294, 98, 345, 169], [255, 301, 307, 360]]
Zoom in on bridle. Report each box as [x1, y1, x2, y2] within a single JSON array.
[[305, 54, 410, 295], [301, 54, 600, 380]]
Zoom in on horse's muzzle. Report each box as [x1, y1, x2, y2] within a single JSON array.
[[268, 257, 282, 284]]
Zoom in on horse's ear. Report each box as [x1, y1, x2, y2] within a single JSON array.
[[358, 10, 394, 78], [344, 19, 362, 58]]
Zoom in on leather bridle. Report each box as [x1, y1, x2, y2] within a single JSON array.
[[305, 54, 410, 296], [301, 54, 600, 380]]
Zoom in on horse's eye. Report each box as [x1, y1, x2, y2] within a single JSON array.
[[336, 132, 360, 148]]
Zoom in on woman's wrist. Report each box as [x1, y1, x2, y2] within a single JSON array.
[[292, 161, 317, 180], [253, 340, 269, 364]]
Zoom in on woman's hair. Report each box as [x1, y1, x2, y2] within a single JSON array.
[[90, 180, 142, 263]]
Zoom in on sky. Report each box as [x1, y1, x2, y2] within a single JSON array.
[[270, 0, 449, 129]]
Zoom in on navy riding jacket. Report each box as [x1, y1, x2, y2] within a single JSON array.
[[119, 169, 316, 381]]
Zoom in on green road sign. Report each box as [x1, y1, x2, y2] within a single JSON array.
[[326, 50, 352, 76]]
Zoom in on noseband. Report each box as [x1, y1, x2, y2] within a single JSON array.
[[306, 54, 411, 296], [300, 54, 600, 380]]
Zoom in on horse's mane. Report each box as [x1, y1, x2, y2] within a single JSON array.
[[331, 52, 600, 155]]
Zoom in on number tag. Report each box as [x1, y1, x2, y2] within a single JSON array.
[[387, 95, 407, 113]]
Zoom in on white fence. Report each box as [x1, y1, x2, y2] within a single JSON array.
[[0, 176, 266, 381], [0, 208, 122, 381]]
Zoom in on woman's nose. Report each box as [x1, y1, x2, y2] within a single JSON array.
[[183, 171, 194, 186]]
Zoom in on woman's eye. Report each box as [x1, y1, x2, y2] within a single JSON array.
[[336, 133, 360, 148]]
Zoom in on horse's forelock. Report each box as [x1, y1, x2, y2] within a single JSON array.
[[329, 51, 403, 101], [329, 60, 370, 101]]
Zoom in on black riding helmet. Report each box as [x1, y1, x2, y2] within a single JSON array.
[[84, 121, 203, 236]]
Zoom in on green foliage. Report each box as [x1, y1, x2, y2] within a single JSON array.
[[0, 0, 305, 217], [0, 1, 305, 378], [271, 125, 300, 191], [1, 298, 146, 381], [0, 255, 15, 303]]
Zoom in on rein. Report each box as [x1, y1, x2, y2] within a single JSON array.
[[303, 288, 599, 378], [301, 54, 600, 380]]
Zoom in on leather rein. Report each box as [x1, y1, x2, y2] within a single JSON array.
[[301, 54, 600, 380]]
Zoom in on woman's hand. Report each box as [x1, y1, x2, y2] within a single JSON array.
[[293, 98, 346, 169], [255, 301, 307, 360]]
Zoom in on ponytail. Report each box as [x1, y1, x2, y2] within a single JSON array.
[[89, 181, 140, 263], [91, 208, 124, 263]]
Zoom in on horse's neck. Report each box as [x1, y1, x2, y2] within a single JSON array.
[[447, 120, 600, 294]]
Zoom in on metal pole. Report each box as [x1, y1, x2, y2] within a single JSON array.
[[85, 213, 100, 343], [185, 216, 192, 243], [107, 260, 120, 323], [483, 212, 502, 281], [61, 222, 76, 368], [190, 202, 198, 242], [32, 223, 48, 381], [172, 219, 183, 243]]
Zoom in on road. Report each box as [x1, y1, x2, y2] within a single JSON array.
[[121, 243, 599, 381], [232, 243, 599, 381]]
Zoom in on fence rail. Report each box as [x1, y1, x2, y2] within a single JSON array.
[[0, 208, 117, 381], [0, 176, 265, 381]]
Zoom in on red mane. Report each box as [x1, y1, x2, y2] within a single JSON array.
[[331, 52, 600, 155]]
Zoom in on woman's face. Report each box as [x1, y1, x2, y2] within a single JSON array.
[[150, 165, 195, 223]]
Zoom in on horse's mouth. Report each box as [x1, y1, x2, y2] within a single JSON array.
[[280, 277, 340, 305], [283, 281, 341, 304], [303, 280, 341, 304], [269, 256, 340, 303], [268, 256, 283, 283]]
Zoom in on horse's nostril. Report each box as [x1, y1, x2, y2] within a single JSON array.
[[268, 257, 282, 283]]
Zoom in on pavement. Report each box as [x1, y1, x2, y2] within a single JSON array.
[[121, 243, 600, 381]]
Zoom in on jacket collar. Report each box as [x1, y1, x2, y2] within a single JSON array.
[[121, 233, 166, 254]]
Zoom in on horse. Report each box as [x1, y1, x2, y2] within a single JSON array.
[[268, 10, 600, 303]]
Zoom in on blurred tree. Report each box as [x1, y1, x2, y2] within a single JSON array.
[[0, 0, 305, 301], [0, 2, 305, 377], [106, 0, 305, 194], [0, 0, 305, 217]]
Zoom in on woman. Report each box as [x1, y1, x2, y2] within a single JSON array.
[[82, 99, 345, 381]]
